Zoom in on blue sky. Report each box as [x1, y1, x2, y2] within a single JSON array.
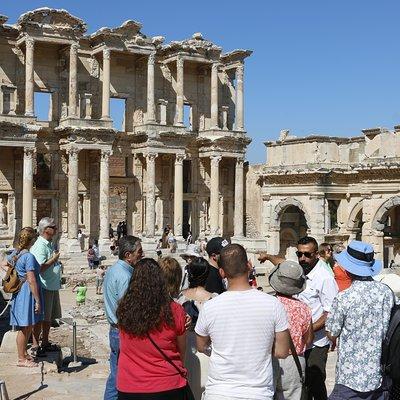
[[3, 1, 400, 163]]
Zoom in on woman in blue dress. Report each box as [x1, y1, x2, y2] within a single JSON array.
[[8, 227, 44, 367]]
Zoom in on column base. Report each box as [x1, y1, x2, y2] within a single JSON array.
[[66, 238, 82, 254]]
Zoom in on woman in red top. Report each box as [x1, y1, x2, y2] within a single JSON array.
[[116, 258, 188, 400]]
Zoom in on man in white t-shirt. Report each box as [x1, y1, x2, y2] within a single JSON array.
[[195, 244, 290, 400]]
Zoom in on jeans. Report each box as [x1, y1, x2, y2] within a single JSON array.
[[329, 384, 389, 400], [104, 326, 120, 400], [305, 345, 329, 400]]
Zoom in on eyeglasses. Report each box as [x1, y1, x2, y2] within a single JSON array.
[[296, 251, 315, 258]]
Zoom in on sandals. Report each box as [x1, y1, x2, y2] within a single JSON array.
[[18, 358, 39, 368]]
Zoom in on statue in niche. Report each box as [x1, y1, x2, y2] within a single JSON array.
[[0, 197, 7, 226]]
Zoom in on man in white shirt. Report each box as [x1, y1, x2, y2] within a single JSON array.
[[259, 236, 338, 400], [196, 244, 290, 400]]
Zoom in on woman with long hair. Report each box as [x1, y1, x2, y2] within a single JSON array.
[[116, 258, 188, 400], [179, 257, 218, 399], [8, 227, 44, 367]]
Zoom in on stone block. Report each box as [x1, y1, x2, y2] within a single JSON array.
[[0, 330, 17, 354]]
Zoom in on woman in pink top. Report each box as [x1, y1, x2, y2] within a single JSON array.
[[116, 258, 189, 400], [269, 260, 314, 400]]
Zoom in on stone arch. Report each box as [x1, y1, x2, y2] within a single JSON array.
[[347, 200, 363, 230], [271, 197, 311, 231], [372, 196, 400, 231]]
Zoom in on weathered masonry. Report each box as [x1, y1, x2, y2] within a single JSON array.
[[246, 129, 400, 267], [0, 8, 251, 251]]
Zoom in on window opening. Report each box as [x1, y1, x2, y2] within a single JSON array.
[[110, 98, 126, 131], [34, 92, 52, 121]]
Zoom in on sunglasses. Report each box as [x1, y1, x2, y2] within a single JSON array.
[[296, 251, 315, 258], [48, 225, 57, 229]]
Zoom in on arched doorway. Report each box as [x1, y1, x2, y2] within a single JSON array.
[[279, 205, 309, 258], [372, 197, 400, 267]]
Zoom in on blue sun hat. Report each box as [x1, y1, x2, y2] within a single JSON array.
[[335, 240, 382, 277]]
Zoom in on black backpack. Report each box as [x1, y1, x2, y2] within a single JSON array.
[[381, 293, 400, 384]]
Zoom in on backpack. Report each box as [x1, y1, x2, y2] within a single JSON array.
[[381, 292, 400, 384], [2, 250, 28, 294]]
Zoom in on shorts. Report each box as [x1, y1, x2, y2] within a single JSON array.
[[96, 277, 104, 288], [43, 289, 62, 322]]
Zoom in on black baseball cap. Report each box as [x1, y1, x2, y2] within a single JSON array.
[[206, 237, 230, 256]]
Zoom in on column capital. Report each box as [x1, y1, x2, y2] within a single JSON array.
[[70, 42, 79, 55], [236, 63, 244, 79], [236, 156, 245, 167], [100, 149, 113, 161], [177, 57, 184, 69], [175, 154, 186, 165], [23, 147, 36, 159], [25, 37, 35, 50], [210, 155, 222, 167], [103, 48, 111, 60], [148, 52, 156, 65], [146, 152, 158, 163], [211, 62, 220, 72], [67, 147, 80, 160]]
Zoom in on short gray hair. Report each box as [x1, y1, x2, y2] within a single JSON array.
[[118, 236, 141, 260], [38, 217, 55, 235]]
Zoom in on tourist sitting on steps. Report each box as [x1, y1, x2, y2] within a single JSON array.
[[8, 227, 44, 368]]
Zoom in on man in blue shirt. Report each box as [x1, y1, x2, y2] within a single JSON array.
[[103, 235, 143, 400]]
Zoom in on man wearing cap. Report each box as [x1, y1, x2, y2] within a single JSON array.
[[326, 240, 394, 400], [205, 237, 229, 294], [259, 236, 338, 400]]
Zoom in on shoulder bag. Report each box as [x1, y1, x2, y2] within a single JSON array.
[[146, 333, 195, 400], [288, 333, 308, 400]]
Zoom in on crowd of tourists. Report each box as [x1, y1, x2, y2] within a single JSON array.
[[101, 234, 399, 400], [1, 217, 399, 400]]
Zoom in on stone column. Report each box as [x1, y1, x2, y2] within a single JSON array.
[[235, 64, 244, 131], [221, 106, 229, 130], [158, 99, 168, 125], [99, 149, 112, 248], [145, 153, 158, 237], [146, 52, 156, 123], [176, 57, 184, 126], [68, 43, 79, 117], [210, 63, 219, 129], [25, 38, 35, 117], [67, 148, 80, 240], [234, 157, 244, 237], [22, 148, 35, 227], [101, 49, 111, 120], [210, 155, 221, 236], [174, 154, 185, 239]]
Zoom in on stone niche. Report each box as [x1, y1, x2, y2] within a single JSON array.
[[0, 193, 8, 230]]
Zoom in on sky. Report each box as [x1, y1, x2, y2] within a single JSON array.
[[2, 1, 400, 164]]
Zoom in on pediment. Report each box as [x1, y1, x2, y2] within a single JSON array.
[[17, 8, 87, 36]]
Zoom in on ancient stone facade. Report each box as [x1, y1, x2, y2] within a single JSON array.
[[247, 128, 400, 266], [0, 8, 251, 251]]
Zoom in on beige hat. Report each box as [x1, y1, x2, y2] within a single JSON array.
[[269, 260, 307, 296]]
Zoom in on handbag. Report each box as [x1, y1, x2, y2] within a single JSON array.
[[288, 333, 308, 400], [146, 333, 195, 400]]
